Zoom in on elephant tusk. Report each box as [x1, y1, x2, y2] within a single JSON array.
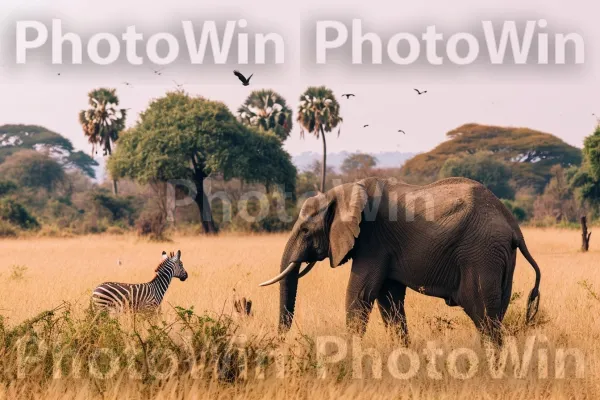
[[298, 262, 317, 278], [259, 262, 300, 287]]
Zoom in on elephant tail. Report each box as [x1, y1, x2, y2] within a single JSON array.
[[516, 237, 541, 324]]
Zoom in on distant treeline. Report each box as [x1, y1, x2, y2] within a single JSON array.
[[2, 101, 600, 237]]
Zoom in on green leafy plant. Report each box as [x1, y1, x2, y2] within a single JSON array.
[[0, 199, 39, 230]]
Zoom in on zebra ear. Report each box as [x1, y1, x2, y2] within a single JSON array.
[[161, 251, 168, 260], [176, 250, 181, 260]]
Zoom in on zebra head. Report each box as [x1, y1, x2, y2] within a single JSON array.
[[159, 250, 188, 281]]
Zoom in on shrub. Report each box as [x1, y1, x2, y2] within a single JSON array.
[[0, 220, 17, 237], [105, 226, 125, 235], [502, 199, 527, 222], [136, 211, 168, 240], [90, 191, 136, 225], [229, 195, 297, 233], [0, 199, 39, 230], [0, 181, 17, 197]]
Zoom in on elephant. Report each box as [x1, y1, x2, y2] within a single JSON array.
[[260, 177, 541, 344]]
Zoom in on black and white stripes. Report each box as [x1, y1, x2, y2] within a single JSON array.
[[92, 250, 188, 312]]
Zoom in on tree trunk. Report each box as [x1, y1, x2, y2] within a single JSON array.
[[193, 174, 218, 235], [581, 215, 591, 252], [106, 143, 118, 196], [320, 126, 327, 192]]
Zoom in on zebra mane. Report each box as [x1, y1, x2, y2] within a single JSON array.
[[155, 257, 170, 273], [155, 251, 179, 273]]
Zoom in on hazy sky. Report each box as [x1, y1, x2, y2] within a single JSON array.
[[0, 0, 598, 165]]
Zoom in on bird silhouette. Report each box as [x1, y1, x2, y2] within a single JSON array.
[[123, 82, 133, 87], [152, 68, 165, 76], [398, 129, 405, 134], [234, 70, 253, 86], [173, 80, 185, 90], [342, 93, 355, 99], [414, 88, 427, 95], [363, 124, 369, 128]]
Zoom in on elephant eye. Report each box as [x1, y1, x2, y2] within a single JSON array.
[[300, 227, 309, 235]]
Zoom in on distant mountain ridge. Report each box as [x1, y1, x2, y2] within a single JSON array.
[[292, 151, 416, 172]]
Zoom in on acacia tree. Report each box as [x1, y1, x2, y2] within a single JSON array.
[[341, 153, 378, 180], [79, 88, 127, 194], [108, 92, 296, 235], [297, 86, 343, 192], [401, 123, 582, 192], [237, 89, 293, 141], [0, 124, 98, 178]]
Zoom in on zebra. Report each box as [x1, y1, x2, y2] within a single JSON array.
[[92, 250, 188, 312]]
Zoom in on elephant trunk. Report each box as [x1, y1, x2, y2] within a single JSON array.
[[279, 248, 299, 333]]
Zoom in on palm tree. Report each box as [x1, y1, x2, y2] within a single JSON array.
[[296, 86, 343, 192], [79, 88, 127, 195], [237, 89, 293, 141]]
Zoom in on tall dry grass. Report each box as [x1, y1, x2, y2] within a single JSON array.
[[0, 228, 597, 399]]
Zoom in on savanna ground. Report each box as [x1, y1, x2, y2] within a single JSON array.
[[0, 228, 598, 399]]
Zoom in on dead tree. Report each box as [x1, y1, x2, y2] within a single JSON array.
[[581, 215, 592, 252]]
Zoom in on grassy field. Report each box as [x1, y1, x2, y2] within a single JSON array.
[[0, 228, 598, 399]]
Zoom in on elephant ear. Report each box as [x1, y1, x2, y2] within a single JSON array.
[[329, 182, 369, 268]]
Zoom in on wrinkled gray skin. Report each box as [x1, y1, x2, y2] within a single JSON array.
[[261, 177, 541, 344]]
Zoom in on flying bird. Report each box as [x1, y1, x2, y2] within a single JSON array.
[[398, 129, 405, 134], [173, 80, 185, 90], [414, 88, 427, 95], [152, 68, 165, 76], [123, 82, 133, 87], [342, 93, 355, 99], [363, 124, 369, 128], [234, 70, 253, 86]]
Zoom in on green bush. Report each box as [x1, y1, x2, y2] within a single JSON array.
[[0, 220, 17, 237], [229, 195, 297, 233], [0, 180, 17, 197], [502, 199, 527, 222], [136, 211, 168, 240], [0, 199, 39, 230], [90, 191, 136, 225]]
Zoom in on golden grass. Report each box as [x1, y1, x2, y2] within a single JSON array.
[[0, 228, 598, 399]]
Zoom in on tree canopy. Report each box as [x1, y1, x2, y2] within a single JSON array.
[[108, 92, 296, 233], [79, 88, 127, 157], [297, 86, 343, 192], [0, 150, 67, 192], [341, 153, 378, 179], [438, 152, 515, 199], [237, 89, 293, 141], [569, 125, 600, 210], [401, 123, 582, 192], [0, 124, 98, 178]]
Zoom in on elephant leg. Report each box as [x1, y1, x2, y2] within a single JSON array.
[[458, 267, 504, 346], [499, 251, 517, 321], [377, 280, 408, 345], [345, 256, 388, 336]]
